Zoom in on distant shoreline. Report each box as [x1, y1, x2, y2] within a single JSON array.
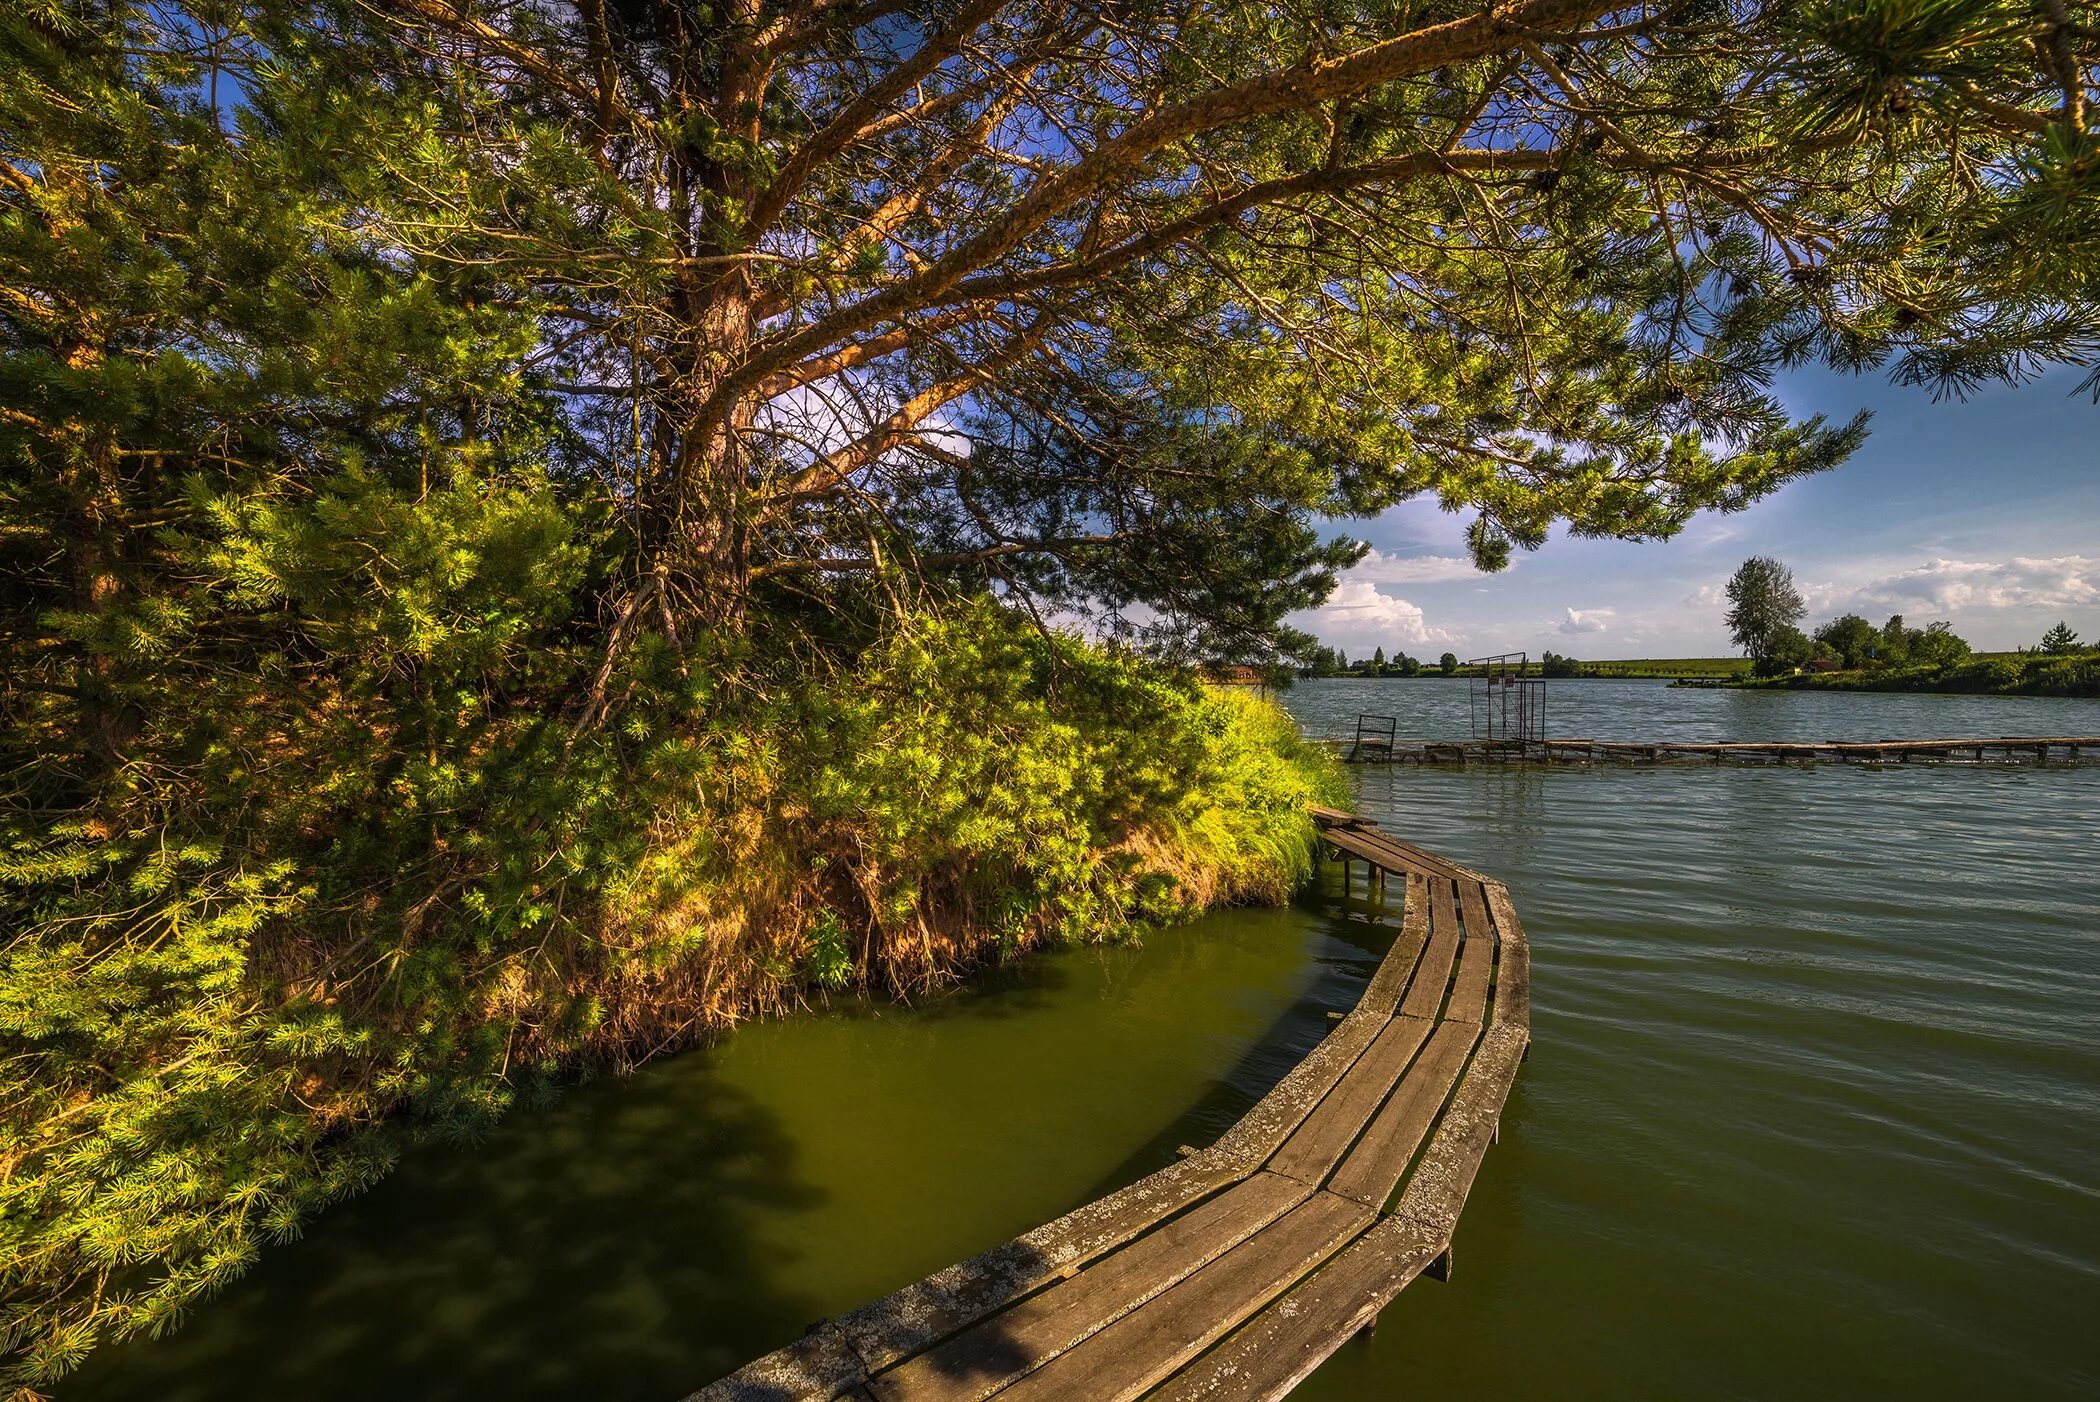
[[1717, 652, 2099, 698], [1297, 653, 2099, 697]]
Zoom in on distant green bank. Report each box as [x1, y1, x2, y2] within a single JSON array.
[[1576, 658, 1751, 679], [1733, 650, 2100, 698]]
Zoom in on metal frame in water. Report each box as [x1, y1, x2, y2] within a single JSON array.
[[1469, 652, 1546, 753]]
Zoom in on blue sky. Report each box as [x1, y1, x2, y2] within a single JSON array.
[[1294, 366, 2100, 659]]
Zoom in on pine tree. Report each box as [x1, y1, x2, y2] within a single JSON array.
[[4, 1, 2098, 1386], [1, 7, 589, 1384], [289, 0, 2096, 660]]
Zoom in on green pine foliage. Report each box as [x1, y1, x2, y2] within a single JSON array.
[[0, 10, 1344, 1390], [4, 0, 2096, 1388]]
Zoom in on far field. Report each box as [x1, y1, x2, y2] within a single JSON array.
[[1577, 658, 1749, 678]]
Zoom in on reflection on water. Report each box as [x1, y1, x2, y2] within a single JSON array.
[[1296, 745, 2100, 1402], [67, 683, 2100, 1401], [1282, 674, 2100, 744], [68, 905, 1395, 1402]]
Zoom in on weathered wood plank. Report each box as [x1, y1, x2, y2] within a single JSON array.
[[987, 1194, 1375, 1402], [1266, 1016, 1434, 1187], [832, 1145, 1243, 1372], [1147, 1213, 1445, 1402], [1325, 1019, 1483, 1211], [1369, 834, 1493, 885], [1320, 825, 1440, 882], [1482, 881, 1529, 1029], [1207, 1003, 1386, 1172], [1446, 881, 1496, 1025], [1395, 877, 1460, 1022], [867, 1174, 1309, 1402], [1338, 735, 2100, 767], [1337, 826, 1476, 883], [1393, 1021, 1528, 1232], [1354, 873, 1429, 1017], [687, 1322, 868, 1402]]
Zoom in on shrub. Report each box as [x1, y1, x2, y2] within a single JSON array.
[[1, 589, 1339, 1387]]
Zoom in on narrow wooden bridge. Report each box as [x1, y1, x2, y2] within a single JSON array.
[[1341, 734, 2099, 765], [690, 810, 1528, 1402]]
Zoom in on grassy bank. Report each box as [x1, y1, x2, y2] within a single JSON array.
[[1735, 651, 2100, 698], [1, 596, 1342, 1391], [1580, 658, 1751, 679]]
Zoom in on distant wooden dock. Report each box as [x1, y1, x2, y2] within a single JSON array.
[[1338, 734, 2099, 765], [691, 810, 1527, 1402]]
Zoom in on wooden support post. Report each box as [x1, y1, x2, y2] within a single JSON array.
[[1427, 1247, 1454, 1283]]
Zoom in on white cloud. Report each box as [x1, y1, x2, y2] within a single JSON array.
[[1686, 520, 1747, 550], [1842, 555, 2099, 614], [1347, 548, 1486, 585], [1299, 578, 1456, 649], [1557, 607, 1614, 635]]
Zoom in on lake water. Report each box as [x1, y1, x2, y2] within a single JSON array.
[[69, 681, 2100, 1400]]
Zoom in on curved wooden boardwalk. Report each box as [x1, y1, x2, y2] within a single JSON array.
[[1341, 734, 2099, 765], [690, 809, 1528, 1402]]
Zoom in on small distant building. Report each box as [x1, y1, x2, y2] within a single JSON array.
[[1201, 663, 1267, 687]]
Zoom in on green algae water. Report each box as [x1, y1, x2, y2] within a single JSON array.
[[70, 682, 2100, 1399], [66, 904, 1393, 1401]]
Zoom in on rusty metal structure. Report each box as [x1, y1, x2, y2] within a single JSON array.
[[1468, 652, 1545, 752]]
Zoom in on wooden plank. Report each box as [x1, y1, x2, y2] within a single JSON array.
[[1325, 1019, 1482, 1210], [1343, 737, 2100, 768], [1393, 1022, 1528, 1232], [1266, 1016, 1434, 1187], [988, 1194, 1374, 1402], [1347, 828, 1479, 884], [1320, 825, 1439, 882], [1446, 881, 1496, 1025], [686, 1321, 868, 1402], [1395, 876, 1460, 1021], [832, 1146, 1242, 1371], [1354, 873, 1429, 1016], [1208, 994, 1390, 1171], [1482, 880, 1530, 1028], [1147, 1213, 1445, 1402], [868, 1174, 1308, 1402]]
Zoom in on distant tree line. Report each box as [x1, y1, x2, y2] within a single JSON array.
[[1301, 646, 1464, 678], [1723, 558, 2091, 679], [1304, 647, 1585, 678]]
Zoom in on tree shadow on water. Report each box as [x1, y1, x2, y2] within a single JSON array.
[[1082, 888, 1394, 1206], [66, 1051, 828, 1402]]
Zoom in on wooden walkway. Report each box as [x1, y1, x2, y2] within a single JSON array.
[[690, 810, 1528, 1402], [1341, 734, 2100, 765]]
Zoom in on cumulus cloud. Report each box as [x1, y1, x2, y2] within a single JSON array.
[[1347, 548, 1487, 584], [1844, 556, 2099, 613], [1301, 578, 1456, 648], [1557, 607, 1613, 635]]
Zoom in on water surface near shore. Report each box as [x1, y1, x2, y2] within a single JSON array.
[[1284, 671, 2100, 743], [67, 904, 1385, 1401], [69, 682, 2100, 1400]]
